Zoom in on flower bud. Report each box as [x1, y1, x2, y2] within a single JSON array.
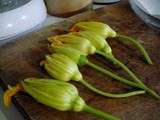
[[44, 54, 82, 81], [71, 31, 113, 54], [21, 78, 85, 112], [50, 45, 85, 64], [49, 34, 96, 55], [70, 21, 117, 38]]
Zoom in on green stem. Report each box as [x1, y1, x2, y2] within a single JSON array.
[[85, 60, 142, 89], [83, 105, 121, 120], [116, 34, 153, 64], [140, 85, 160, 100], [80, 79, 145, 98], [96, 50, 140, 82], [95, 50, 160, 99]]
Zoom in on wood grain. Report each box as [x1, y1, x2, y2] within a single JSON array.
[[0, 1, 160, 120]]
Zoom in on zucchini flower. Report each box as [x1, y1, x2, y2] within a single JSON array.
[[50, 45, 86, 64], [70, 21, 117, 38], [70, 31, 114, 58], [69, 23, 156, 98], [49, 31, 146, 88], [48, 34, 96, 55], [47, 33, 158, 99], [49, 46, 160, 100], [42, 52, 145, 98], [70, 21, 153, 64], [4, 78, 121, 120], [49, 33, 112, 58], [67, 31, 144, 86], [44, 54, 82, 81]]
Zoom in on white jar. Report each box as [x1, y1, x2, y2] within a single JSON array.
[[0, 0, 47, 40]]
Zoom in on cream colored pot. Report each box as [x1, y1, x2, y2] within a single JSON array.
[[45, 0, 92, 17]]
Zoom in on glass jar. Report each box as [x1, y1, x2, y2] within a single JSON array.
[[44, 0, 93, 17]]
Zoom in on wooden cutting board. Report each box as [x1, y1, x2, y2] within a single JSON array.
[[0, 1, 160, 120]]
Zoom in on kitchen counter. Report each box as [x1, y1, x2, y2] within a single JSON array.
[[0, 4, 106, 120]]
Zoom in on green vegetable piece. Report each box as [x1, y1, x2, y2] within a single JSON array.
[[48, 34, 96, 55], [22, 78, 83, 111], [71, 31, 113, 57], [96, 50, 160, 99], [50, 45, 86, 64], [45, 54, 82, 81], [71, 31, 106, 50], [116, 34, 153, 64], [21, 78, 121, 120], [70, 21, 117, 38]]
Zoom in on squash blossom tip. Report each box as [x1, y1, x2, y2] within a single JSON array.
[[48, 37, 54, 43], [3, 84, 23, 107], [71, 96, 85, 112], [72, 72, 83, 81], [89, 46, 96, 55], [70, 25, 80, 32]]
